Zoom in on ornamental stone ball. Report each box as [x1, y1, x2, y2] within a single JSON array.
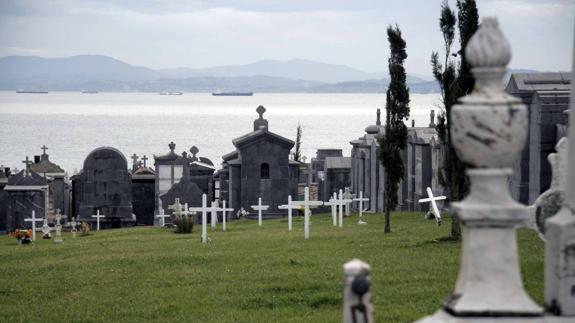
[[450, 17, 527, 168]]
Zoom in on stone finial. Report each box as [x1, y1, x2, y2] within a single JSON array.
[[168, 142, 176, 152], [190, 146, 199, 158], [41, 145, 48, 159], [411, 120, 415, 128], [256, 105, 266, 118], [254, 105, 269, 131], [376, 109, 381, 126], [466, 18, 511, 69], [429, 110, 435, 128], [22, 156, 32, 177]]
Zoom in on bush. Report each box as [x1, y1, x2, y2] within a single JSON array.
[[173, 213, 194, 234]]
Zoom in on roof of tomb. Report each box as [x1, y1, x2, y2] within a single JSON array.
[[325, 157, 351, 169], [7, 170, 48, 187], [132, 166, 156, 176], [409, 127, 438, 145], [30, 154, 65, 175], [232, 106, 295, 149], [83, 146, 128, 170], [154, 142, 185, 164], [506, 72, 571, 94]]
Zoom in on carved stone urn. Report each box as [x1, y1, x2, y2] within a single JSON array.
[[451, 18, 528, 168]]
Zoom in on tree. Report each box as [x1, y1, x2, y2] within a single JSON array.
[[378, 24, 410, 234], [430, 0, 478, 240], [292, 123, 303, 162]]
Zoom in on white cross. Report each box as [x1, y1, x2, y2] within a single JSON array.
[[353, 191, 370, 219], [251, 197, 269, 227], [290, 187, 323, 239], [221, 200, 234, 232], [323, 192, 338, 226], [278, 195, 299, 231], [24, 210, 43, 241], [418, 187, 446, 226], [336, 189, 353, 228], [168, 198, 184, 217], [343, 188, 355, 216], [155, 208, 170, 227], [210, 201, 223, 229], [189, 194, 210, 243], [91, 209, 105, 231]]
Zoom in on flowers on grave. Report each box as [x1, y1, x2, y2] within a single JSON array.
[[236, 208, 249, 218], [10, 229, 32, 244], [173, 213, 194, 234], [81, 222, 90, 236]]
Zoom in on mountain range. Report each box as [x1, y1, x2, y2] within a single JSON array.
[[0, 54, 513, 93]]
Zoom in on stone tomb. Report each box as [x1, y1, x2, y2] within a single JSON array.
[[74, 147, 134, 228], [131, 161, 156, 225]]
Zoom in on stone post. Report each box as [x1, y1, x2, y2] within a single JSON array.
[[544, 21, 575, 317], [342, 259, 373, 323], [417, 18, 543, 321]]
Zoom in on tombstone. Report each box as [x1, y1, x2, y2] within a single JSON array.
[[155, 209, 170, 228], [210, 201, 223, 229], [343, 188, 355, 216], [75, 147, 134, 228], [251, 197, 270, 227], [91, 210, 105, 231], [41, 218, 52, 239], [131, 162, 156, 225], [323, 192, 338, 226]]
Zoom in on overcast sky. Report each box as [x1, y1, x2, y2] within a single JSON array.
[[0, 0, 572, 76]]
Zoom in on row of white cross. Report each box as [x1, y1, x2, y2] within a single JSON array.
[[160, 188, 372, 243]]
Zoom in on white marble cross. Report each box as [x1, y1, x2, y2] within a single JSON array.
[[418, 187, 446, 226], [336, 189, 353, 228], [323, 192, 338, 226], [24, 210, 43, 241], [155, 208, 170, 227], [353, 191, 370, 219], [54, 208, 63, 244], [69, 216, 78, 238], [251, 197, 269, 227], [168, 198, 184, 217], [221, 200, 234, 232], [290, 187, 323, 239], [91, 209, 105, 231], [210, 201, 223, 229], [278, 195, 299, 231], [189, 194, 210, 243], [343, 188, 355, 216]]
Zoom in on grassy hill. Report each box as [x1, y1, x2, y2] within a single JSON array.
[[0, 212, 544, 322]]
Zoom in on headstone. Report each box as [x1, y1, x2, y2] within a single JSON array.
[[53, 209, 63, 244], [417, 187, 446, 226], [155, 208, 170, 227], [342, 259, 373, 323], [91, 210, 105, 231], [69, 216, 78, 238], [278, 195, 298, 231], [189, 194, 210, 243], [41, 218, 52, 239], [251, 197, 269, 227], [290, 187, 323, 239], [221, 200, 233, 232], [24, 210, 43, 241], [353, 191, 370, 220]]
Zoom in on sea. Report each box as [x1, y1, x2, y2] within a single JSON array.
[[0, 92, 441, 173]]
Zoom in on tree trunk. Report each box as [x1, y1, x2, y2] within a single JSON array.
[[384, 206, 391, 233], [451, 213, 461, 240]]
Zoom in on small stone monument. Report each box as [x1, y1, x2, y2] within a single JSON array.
[[41, 218, 52, 239], [210, 201, 223, 229], [69, 217, 78, 238], [342, 259, 373, 323], [251, 197, 269, 227], [53, 209, 63, 244]]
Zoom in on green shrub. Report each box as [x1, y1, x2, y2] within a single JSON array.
[[173, 213, 194, 234]]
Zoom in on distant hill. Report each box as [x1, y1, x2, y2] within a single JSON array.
[[0, 55, 439, 93]]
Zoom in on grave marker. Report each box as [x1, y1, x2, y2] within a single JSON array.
[[323, 192, 338, 226], [69, 217, 78, 238], [24, 210, 43, 241], [278, 195, 298, 231], [353, 191, 370, 219], [417, 187, 446, 226], [290, 187, 323, 239], [210, 201, 223, 229], [91, 209, 105, 231], [53, 209, 63, 244], [189, 194, 210, 243], [337, 189, 353, 228], [251, 197, 269, 227], [155, 208, 170, 227], [221, 200, 234, 231]]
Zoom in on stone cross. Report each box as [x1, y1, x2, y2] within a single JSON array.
[[221, 200, 234, 232], [130, 153, 139, 170], [323, 192, 338, 226], [343, 188, 355, 216], [169, 141, 176, 152], [342, 259, 374, 323], [210, 201, 223, 229], [353, 191, 370, 219], [251, 197, 269, 227], [24, 210, 43, 241], [278, 195, 299, 231], [141, 155, 148, 168], [22, 156, 32, 176], [53, 209, 63, 244], [417, 187, 446, 226], [290, 187, 323, 239], [69, 216, 78, 238], [41, 144, 48, 155], [91, 209, 105, 231], [155, 208, 170, 227], [337, 189, 353, 228], [189, 194, 210, 243], [41, 218, 52, 238]]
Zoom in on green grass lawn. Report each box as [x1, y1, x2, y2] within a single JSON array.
[[0, 212, 544, 322]]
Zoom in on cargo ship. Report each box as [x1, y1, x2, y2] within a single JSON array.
[[160, 92, 183, 95], [16, 90, 48, 94], [212, 90, 253, 96]]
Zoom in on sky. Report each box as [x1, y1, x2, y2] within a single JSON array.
[[0, 0, 572, 77]]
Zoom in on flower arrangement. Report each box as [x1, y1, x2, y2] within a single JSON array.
[[236, 208, 249, 218], [10, 229, 32, 244]]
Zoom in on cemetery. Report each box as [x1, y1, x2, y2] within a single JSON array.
[[0, 4, 574, 323]]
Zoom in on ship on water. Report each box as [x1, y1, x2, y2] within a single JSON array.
[[81, 90, 99, 94], [160, 91, 183, 95], [212, 89, 253, 96], [16, 90, 48, 94]]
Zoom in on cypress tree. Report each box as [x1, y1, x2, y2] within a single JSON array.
[[378, 24, 410, 234], [292, 124, 302, 162]]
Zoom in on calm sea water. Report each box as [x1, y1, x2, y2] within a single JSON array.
[[0, 92, 441, 172]]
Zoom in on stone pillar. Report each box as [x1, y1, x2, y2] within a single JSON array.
[[417, 18, 543, 322], [342, 259, 373, 323], [544, 20, 575, 317]]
